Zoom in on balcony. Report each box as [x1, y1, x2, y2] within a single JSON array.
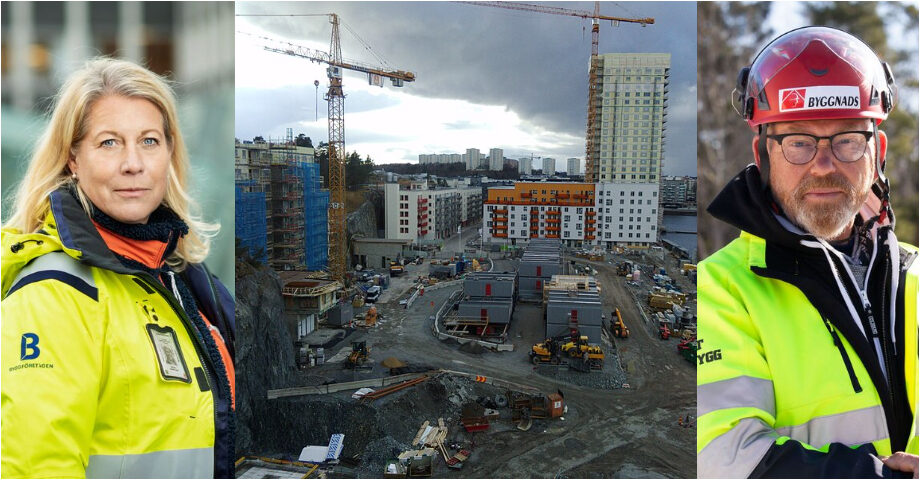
[[546, 225, 560, 231], [530, 209, 539, 215], [586, 218, 596, 224], [555, 192, 570, 199], [586, 226, 596, 232], [494, 208, 508, 214], [494, 224, 508, 230], [546, 234, 560, 239], [530, 233, 539, 238], [545, 218, 560, 224], [546, 209, 561, 216], [585, 235, 596, 240], [493, 216, 508, 223], [521, 192, 532, 198], [530, 225, 539, 231], [586, 210, 596, 216], [493, 232, 508, 238]]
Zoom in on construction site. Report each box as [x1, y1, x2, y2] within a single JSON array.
[[234, 4, 696, 478], [236, 230, 697, 478]]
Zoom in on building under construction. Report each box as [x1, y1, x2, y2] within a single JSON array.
[[235, 138, 329, 271]]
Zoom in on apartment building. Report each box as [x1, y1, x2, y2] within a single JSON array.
[[590, 53, 670, 183], [482, 181, 658, 248], [661, 175, 697, 207], [489, 148, 504, 171], [542, 157, 556, 175], [518, 157, 532, 175], [384, 180, 482, 242], [567, 158, 581, 176]]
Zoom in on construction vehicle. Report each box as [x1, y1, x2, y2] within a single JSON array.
[[658, 321, 671, 340], [611, 308, 629, 338], [389, 261, 405, 277], [677, 338, 699, 363], [530, 332, 604, 369], [530, 335, 567, 365], [617, 260, 634, 277], [345, 341, 370, 368]]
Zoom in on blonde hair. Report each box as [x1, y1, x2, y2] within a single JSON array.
[[5, 57, 217, 269]]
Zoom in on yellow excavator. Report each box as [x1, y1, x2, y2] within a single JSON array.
[[530, 330, 604, 370], [345, 341, 370, 369]]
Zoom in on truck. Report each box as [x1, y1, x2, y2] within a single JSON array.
[[389, 261, 405, 277]]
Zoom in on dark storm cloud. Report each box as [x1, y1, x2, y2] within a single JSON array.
[[237, 1, 697, 175]]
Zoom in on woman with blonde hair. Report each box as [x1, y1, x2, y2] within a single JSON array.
[[1, 57, 235, 478]]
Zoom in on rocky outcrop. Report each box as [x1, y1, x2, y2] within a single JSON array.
[[346, 201, 378, 240], [234, 258, 296, 456]]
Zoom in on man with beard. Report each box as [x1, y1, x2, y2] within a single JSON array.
[[696, 27, 918, 478]]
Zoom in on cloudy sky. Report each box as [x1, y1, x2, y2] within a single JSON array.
[[235, 1, 697, 175]]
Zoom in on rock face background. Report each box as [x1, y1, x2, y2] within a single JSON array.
[[234, 257, 296, 455]]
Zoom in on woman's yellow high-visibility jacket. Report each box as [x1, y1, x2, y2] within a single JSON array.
[[1, 189, 235, 478]]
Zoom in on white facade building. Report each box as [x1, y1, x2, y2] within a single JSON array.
[[519, 157, 532, 175], [542, 157, 556, 175], [489, 148, 503, 171], [593, 182, 659, 248], [567, 158, 580, 176], [385, 181, 482, 242], [463, 148, 481, 171]]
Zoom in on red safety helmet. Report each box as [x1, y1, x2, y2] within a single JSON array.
[[736, 26, 896, 130]]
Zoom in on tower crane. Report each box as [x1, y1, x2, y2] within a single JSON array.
[[246, 14, 415, 284], [458, 1, 653, 183]]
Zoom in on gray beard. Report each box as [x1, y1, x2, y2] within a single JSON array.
[[774, 172, 868, 242]]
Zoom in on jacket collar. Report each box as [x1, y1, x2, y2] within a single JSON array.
[[48, 188, 131, 274]]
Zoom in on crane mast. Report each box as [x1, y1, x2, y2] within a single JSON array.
[[326, 13, 347, 286], [252, 14, 415, 285]]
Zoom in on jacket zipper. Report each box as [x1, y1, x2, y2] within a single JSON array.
[[822, 317, 862, 393], [136, 272, 223, 455]]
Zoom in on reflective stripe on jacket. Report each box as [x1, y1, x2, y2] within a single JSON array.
[[697, 230, 918, 478], [1, 190, 234, 478]]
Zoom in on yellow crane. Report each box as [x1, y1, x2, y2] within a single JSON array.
[[458, 2, 653, 182], [243, 14, 416, 284]]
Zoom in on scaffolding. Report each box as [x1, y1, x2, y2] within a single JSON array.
[[303, 162, 329, 271], [235, 140, 330, 272], [235, 181, 267, 263]]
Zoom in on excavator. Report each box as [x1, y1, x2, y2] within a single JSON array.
[[611, 308, 629, 338], [530, 329, 604, 370], [345, 341, 370, 369]]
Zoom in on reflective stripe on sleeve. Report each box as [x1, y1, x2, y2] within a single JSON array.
[[7, 251, 97, 300], [86, 447, 214, 479], [698, 376, 775, 418], [698, 417, 779, 479], [775, 405, 888, 449]]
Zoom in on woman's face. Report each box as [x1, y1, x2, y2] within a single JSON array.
[[69, 95, 171, 224]]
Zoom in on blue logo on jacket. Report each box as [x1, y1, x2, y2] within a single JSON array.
[[21, 333, 40, 360]]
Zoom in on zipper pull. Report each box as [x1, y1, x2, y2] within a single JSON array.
[[859, 291, 879, 338]]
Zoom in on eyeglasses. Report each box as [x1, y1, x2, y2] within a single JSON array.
[[766, 131, 873, 165]]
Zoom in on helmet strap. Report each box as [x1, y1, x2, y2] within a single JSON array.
[[757, 125, 771, 191], [871, 123, 894, 226]]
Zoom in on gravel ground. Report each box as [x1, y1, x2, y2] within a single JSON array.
[[246, 246, 696, 478]]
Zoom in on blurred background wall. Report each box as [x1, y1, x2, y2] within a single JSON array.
[[697, 2, 918, 259], [1, 1, 236, 291]]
